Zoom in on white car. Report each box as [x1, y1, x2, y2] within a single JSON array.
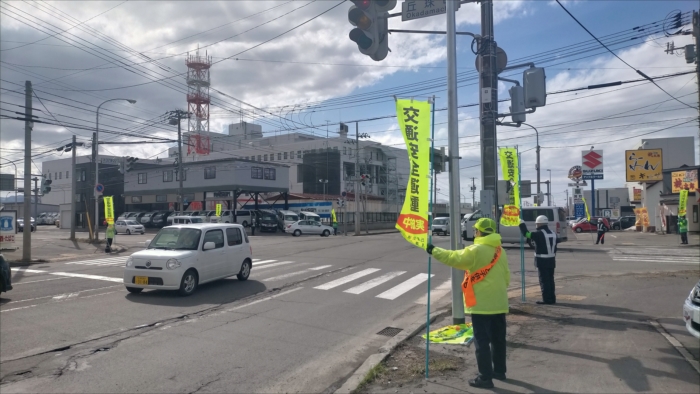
[[123, 224, 252, 296], [285, 220, 333, 237], [115, 219, 145, 235], [683, 280, 700, 339]]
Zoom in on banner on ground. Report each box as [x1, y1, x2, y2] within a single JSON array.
[[103, 196, 114, 224], [582, 196, 591, 221], [679, 189, 688, 216], [634, 207, 650, 227], [216, 203, 222, 217], [498, 148, 520, 226], [395, 99, 431, 249], [422, 323, 474, 344]]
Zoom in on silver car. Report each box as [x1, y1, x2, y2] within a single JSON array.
[[115, 220, 145, 235], [431, 217, 450, 236], [285, 220, 333, 237]]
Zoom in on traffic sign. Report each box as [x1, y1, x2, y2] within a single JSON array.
[[95, 183, 104, 193], [402, 0, 459, 21], [574, 203, 585, 218], [341, 191, 347, 197]]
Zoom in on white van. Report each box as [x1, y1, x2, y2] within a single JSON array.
[[277, 210, 299, 229], [298, 211, 321, 223], [462, 207, 568, 248], [169, 216, 205, 225]]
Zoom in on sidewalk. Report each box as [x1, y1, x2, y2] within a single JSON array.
[[2, 237, 130, 265], [355, 271, 700, 393]]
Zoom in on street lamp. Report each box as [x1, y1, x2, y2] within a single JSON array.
[[95, 98, 136, 239], [319, 179, 328, 201], [546, 169, 552, 206]]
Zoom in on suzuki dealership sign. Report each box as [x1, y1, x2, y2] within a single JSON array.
[[581, 150, 604, 180]]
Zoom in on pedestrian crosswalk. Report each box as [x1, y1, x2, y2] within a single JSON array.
[[608, 247, 700, 265], [66, 256, 129, 266]]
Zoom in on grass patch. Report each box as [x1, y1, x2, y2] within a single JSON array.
[[409, 359, 460, 376], [352, 363, 386, 394]]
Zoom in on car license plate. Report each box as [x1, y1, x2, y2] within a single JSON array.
[[134, 276, 148, 285]]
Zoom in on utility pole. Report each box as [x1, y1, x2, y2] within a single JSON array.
[[90, 132, 97, 240], [446, 0, 465, 325], [70, 135, 77, 240], [355, 122, 360, 236], [694, 10, 700, 157], [177, 114, 184, 214], [479, 0, 499, 221], [22, 80, 32, 262], [565, 188, 569, 216]]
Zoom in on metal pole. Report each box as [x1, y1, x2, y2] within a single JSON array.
[[34, 177, 38, 224], [177, 113, 184, 214], [591, 178, 596, 217], [480, 0, 499, 221], [447, 0, 465, 325], [95, 105, 101, 241], [518, 149, 525, 302], [70, 135, 77, 240], [22, 81, 32, 261], [355, 122, 360, 235], [548, 170, 552, 206], [695, 11, 700, 158]]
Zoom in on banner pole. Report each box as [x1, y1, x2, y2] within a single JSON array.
[[425, 95, 436, 380], [518, 148, 525, 301]]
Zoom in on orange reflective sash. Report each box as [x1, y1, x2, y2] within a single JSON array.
[[461, 246, 502, 307]]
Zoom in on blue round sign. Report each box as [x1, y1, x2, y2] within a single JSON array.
[[95, 183, 104, 193], [341, 191, 347, 197]]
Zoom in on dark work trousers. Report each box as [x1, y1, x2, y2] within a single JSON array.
[[537, 263, 556, 304], [106, 238, 113, 253], [471, 313, 507, 381], [596, 231, 605, 244], [681, 232, 688, 244]]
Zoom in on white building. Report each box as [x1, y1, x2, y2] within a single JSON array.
[[40, 155, 121, 206]]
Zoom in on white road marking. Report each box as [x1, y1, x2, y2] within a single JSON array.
[[314, 268, 381, 290], [254, 261, 300, 270], [1, 305, 37, 313], [262, 265, 332, 282], [6, 285, 121, 304], [612, 258, 699, 265], [649, 320, 700, 374], [253, 259, 278, 266], [343, 271, 406, 295], [48, 272, 122, 283], [53, 293, 79, 300], [11, 268, 47, 274], [65, 256, 128, 266], [415, 279, 452, 305], [13, 277, 70, 285], [376, 273, 434, 300]]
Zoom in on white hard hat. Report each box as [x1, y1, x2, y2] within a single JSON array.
[[535, 215, 548, 224], [598, 218, 603, 222]]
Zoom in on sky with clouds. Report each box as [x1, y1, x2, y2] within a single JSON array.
[[1, 0, 698, 206]]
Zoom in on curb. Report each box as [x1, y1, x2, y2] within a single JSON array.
[[334, 305, 450, 394], [352, 230, 399, 236]]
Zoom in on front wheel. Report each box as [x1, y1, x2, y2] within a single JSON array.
[[126, 287, 143, 294], [293, 230, 301, 237], [237, 259, 251, 281], [178, 270, 198, 296], [126, 229, 131, 235], [322, 230, 330, 237], [575, 227, 582, 233]]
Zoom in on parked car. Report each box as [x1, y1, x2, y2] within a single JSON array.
[[139, 212, 156, 227], [611, 216, 636, 230], [572, 217, 610, 233], [432, 217, 450, 236], [151, 211, 174, 228], [234, 210, 253, 227], [169, 216, 205, 225], [463, 207, 568, 248], [117, 212, 134, 220], [683, 280, 700, 339], [569, 217, 586, 227], [55, 218, 60, 228], [204, 210, 220, 223], [123, 223, 252, 296], [17, 217, 35, 232], [254, 210, 280, 232], [285, 220, 333, 237], [277, 210, 299, 230], [298, 211, 321, 223], [36, 212, 51, 225], [115, 219, 145, 235], [0, 254, 12, 293]]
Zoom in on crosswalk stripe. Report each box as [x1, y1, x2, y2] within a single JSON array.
[[611, 256, 697, 261], [67, 257, 128, 264], [48, 272, 123, 283], [262, 265, 332, 282], [414, 279, 452, 305], [254, 261, 299, 270], [66, 257, 128, 265], [343, 271, 406, 295], [314, 268, 381, 290], [376, 273, 434, 300], [67, 260, 126, 266], [612, 258, 699, 264], [613, 249, 699, 256], [253, 259, 278, 266]]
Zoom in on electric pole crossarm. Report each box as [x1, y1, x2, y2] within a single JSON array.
[[502, 62, 535, 72]]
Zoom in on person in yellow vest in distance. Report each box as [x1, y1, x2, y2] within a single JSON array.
[[426, 217, 510, 389], [678, 215, 688, 245], [331, 208, 338, 236], [105, 224, 116, 253]]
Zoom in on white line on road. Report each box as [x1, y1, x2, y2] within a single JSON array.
[[262, 265, 332, 282], [0, 305, 37, 313], [612, 258, 699, 265], [343, 271, 406, 295], [253, 259, 278, 266], [5, 285, 122, 304], [47, 272, 123, 282], [376, 273, 434, 300], [313, 268, 381, 290], [11, 268, 47, 274], [414, 279, 452, 305], [649, 320, 700, 374], [12, 277, 70, 285], [53, 293, 79, 300], [254, 261, 301, 270]]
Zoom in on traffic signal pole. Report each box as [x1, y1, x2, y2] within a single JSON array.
[[480, 0, 499, 221], [70, 135, 77, 240], [355, 122, 361, 236], [22, 81, 32, 262]]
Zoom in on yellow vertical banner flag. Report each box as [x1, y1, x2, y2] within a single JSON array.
[[582, 196, 591, 221], [216, 203, 222, 217], [679, 189, 688, 216], [395, 99, 431, 249], [498, 148, 520, 226], [331, 209, 337, 223], [103, 196, 114, 224]]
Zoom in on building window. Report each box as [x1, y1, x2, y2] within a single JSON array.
[[264, 154, 268, 161], [269, 154, 274, 161], [343, 147, 347, 155], [131, 196, 142, 203], [297, 164, 304, 182], [290, 151, 294, 159], [348, 147, 353, 156], [257, 155, 261, 161], [264, 168, 276, 180], [58, 172, 62, 180], [66, 171, 69, 179], [80, 170, 86, 181], [204, 166, 216, 179], [333, 146, 338, 151], [284, 152, 288, 160], [176, 170, 187, 181], [278, 153, 282, 160], [156, 195, 167, 202], [245, 156, 249, 160], [251, 167, 263, 179], [138, 173, 147, 184], [163, 170, 173, 182], [297, 150, 302, 159], [54, 172, 57, 180]]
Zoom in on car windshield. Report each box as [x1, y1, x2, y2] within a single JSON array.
[[433, 219, 447, 225], [149, 228, 202, 250], [190, 217, 204, 223], [284, 215, 298, 221], [126, 220, 140, 225]]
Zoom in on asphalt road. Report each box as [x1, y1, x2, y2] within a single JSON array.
[[1, 229, 698, 393]]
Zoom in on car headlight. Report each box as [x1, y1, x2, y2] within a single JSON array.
[[166, 258, 181, 270], [125, 257, 133, 267], [689, 286, 699, 301]]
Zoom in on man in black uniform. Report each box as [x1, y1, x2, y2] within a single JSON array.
[[520, 215, 558, 305], [595, 217, 608, 245]]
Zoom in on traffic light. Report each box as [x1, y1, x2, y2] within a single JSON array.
[[523, 67, 547, 109], [41, 178, 52, 194], [118, 159, 125, 174], [508, 85, 525, 123], [348, 0, 396, 61], [125, 156, 139, 172]]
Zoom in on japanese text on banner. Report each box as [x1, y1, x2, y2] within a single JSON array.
[[395, 99, 431, 249], [679, 190, 688, 216], [103, 196, 114, 224], [216, 203, 222, 217], [498, 148, 520, 226]]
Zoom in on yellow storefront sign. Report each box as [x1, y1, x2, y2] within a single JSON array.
[[679, 189, 688, 216], [625, 149, 663, 182], [498, 148, 520, 226], [395, 99, 431, 249], [216, 203, 222, 217], [103, 196, 114, 224], [672, 170, 698, 193]]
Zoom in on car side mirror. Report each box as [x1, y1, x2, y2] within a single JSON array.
[[203, 242, 216, 251]]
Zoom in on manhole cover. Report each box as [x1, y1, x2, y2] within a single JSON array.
[[377, 327, 403, 337]]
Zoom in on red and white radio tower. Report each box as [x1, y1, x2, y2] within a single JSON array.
[[186, 49, 212, 156]]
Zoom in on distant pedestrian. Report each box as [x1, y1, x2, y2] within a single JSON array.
[[427, 218, 510, 389], [520, 216, 558, 305], [331, 208, 338, 236], [596, 218, 608, 245], [105, 224, 115, 253], [679, 215, 688, 244]]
